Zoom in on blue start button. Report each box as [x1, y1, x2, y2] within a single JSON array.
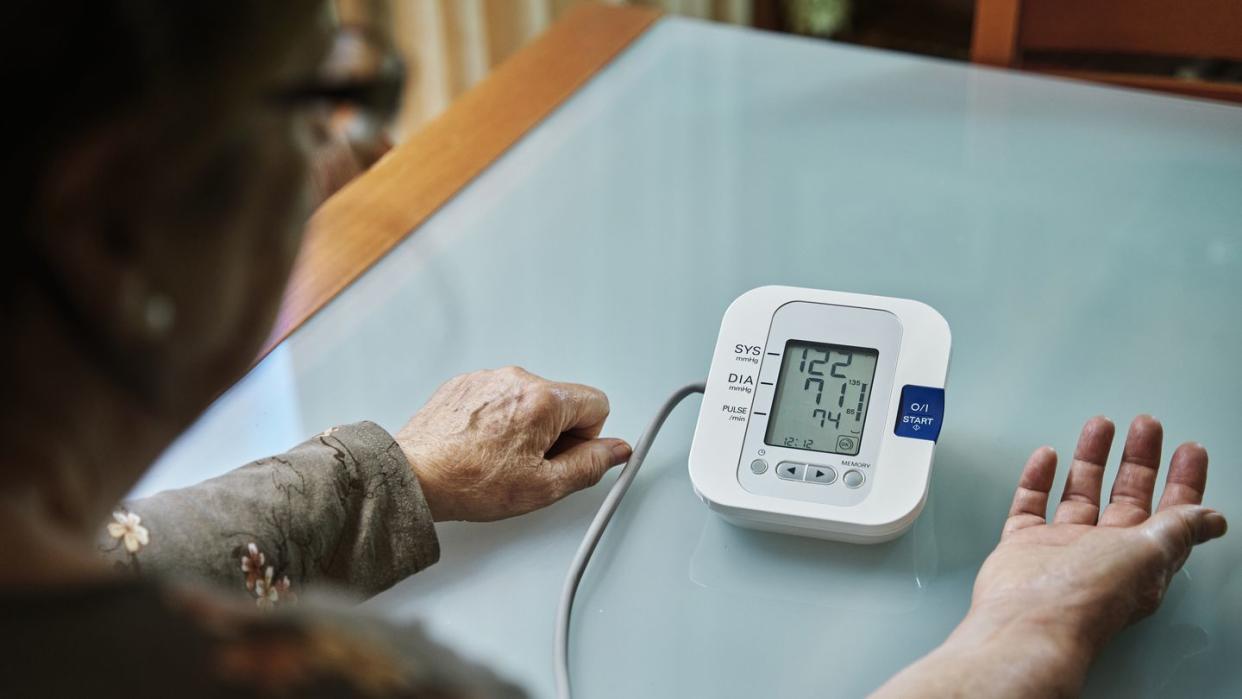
[[894, 385, 945, 442]]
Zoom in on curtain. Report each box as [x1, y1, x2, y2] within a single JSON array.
[[370, 0, 756, 138]]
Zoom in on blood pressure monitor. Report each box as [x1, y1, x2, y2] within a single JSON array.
[[688, 287, 951, 543], [557, 287, 952, 693]]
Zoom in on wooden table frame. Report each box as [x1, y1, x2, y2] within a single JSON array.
[[263, 3, 660, 357]]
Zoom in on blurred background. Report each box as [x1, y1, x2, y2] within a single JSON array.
[[339, 0, 975, 140], [335, 0, 1241, 144]]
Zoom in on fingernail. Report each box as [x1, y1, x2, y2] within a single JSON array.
[[611, 442, 633, 461], [1205, 511, 1228, 539]]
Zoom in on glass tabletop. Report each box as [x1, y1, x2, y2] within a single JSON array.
[[135, 17, 1242, 698]]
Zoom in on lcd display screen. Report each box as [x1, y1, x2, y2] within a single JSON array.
[[764, 340, 879, 456]]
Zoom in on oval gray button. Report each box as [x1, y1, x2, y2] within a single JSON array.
[[804, 466, 834, 484], [843, 469, 865, 489], [806, 465, 837, 484], [750, 458, 768, 474], [776, 462, 805, 481]]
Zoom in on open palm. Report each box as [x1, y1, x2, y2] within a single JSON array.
[[972, 415, 1227, 652], [871, 416, 1227, 699]]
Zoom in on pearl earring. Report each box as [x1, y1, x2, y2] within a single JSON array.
[[143, 292, 176, 337]]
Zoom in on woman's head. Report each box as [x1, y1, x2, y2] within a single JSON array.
[[5, 1, 333, 425]]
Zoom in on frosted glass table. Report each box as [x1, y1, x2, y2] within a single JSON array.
[[135, 12, 1242, 698]]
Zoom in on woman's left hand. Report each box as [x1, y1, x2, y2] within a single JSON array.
[[395, 367, 632, 522]]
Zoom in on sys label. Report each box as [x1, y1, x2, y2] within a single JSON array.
[[733, 343, 762, 365]]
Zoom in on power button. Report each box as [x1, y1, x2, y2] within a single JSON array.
[[894, 385, 945, 442]]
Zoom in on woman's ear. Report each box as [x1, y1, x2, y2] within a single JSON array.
[[37, 126, 175, 344], [28, 119, 182, 408]]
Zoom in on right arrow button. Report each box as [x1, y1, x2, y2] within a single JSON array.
[[806, 465, 838, 485]]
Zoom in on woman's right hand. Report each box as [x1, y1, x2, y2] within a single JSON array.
[[872, 415, 1227, 699], [969, 415, 1226, 656], [395, 367, 632, 522]]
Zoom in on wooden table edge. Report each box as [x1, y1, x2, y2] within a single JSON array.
[[260, 3, 662, 359]]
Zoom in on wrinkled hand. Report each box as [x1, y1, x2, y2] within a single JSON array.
[[396, 367, 632, 522], [972, 415, 1227, 654], [871, 415, 1227, 699]]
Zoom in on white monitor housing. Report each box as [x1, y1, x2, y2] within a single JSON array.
[[689, 286, 951, 543]]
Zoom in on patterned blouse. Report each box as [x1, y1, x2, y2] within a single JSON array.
[[2, 422, 524, 698]]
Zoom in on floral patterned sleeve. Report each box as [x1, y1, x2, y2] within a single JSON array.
[[97, 421, 439, 605]]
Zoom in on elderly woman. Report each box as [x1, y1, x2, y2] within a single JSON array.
[[0, 2, 1227, 697]]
